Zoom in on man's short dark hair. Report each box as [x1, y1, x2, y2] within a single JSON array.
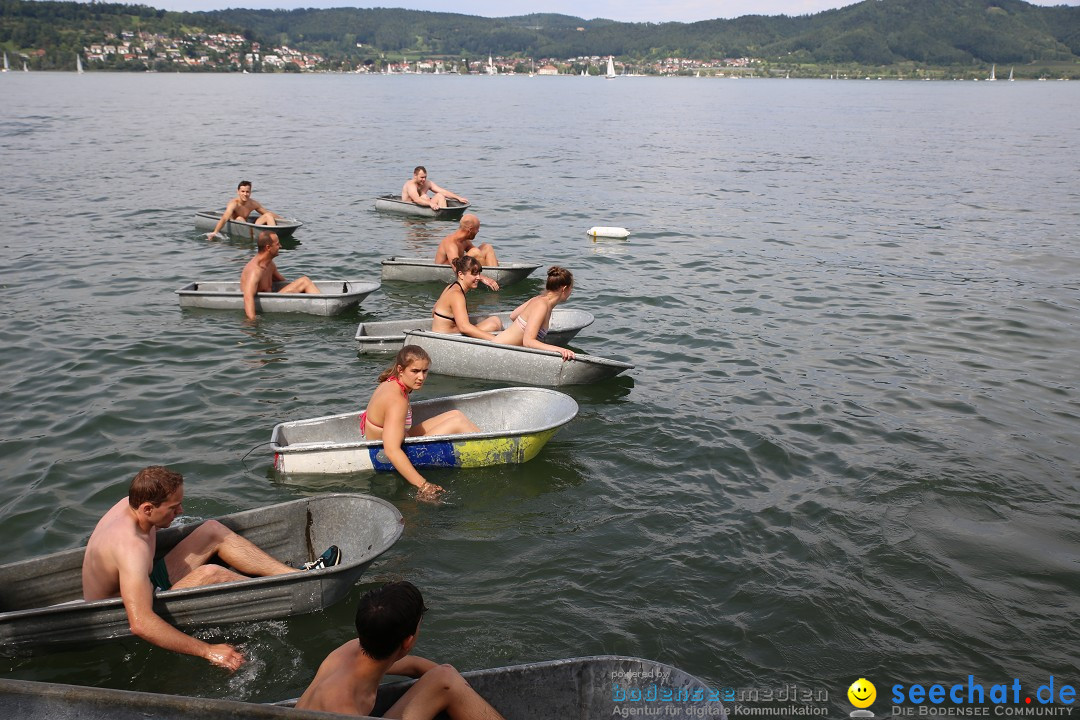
[[413, 166, 426, 176], [257, 231, 277, 251], [129, 466, 184, 508], [238, 180, 252, 190], [355, 581, 428, 660]]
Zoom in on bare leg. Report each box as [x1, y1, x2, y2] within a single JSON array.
[[255, 213, 278, 226], [411, 409, 480, 437], [465, 245, 498, 267], [476, 243, 497, 267], [430, 192, 448, 209], [278, 276, 321, 294], [164, 519, 296, 587], [475, 316, 503, 332], [170, 563, 249, 590], [383, 664, 505, 720]]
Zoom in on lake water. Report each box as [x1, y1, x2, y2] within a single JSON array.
[[1, 73, 1078, 714]]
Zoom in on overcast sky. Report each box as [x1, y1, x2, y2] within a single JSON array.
[[102, 1, 1080, 24]]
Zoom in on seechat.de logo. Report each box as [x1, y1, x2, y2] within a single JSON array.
[[848, 678, 877, 718]]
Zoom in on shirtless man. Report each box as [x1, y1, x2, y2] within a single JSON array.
[[81, 466, 341, 671], [434, 214, 500, 290], [297, 581, 504, 720], [402, 166, 468, 210], [240, 231, 321, 320], [206, 180, 278, 239]]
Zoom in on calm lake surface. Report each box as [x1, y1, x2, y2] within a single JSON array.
[[1, 73, 1077, 713]]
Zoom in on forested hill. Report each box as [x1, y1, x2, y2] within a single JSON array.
[[3, 0, 1080, 70]]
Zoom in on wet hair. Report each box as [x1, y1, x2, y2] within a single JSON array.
[[413, 166, 427, 175], [128, 466, 184, 509], [238, 180, 252, 190], [546, 265, 573, 291], [354, 581, 428, 660], [451, 255, 483, 276], [378, 345, 431, 383]]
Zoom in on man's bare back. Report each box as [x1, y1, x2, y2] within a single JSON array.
[[434, 215, 499, 289], [80, 467, 332, 670], [240, 232, 320, 320], [297, 581, 505, 720], [82, 498, 155, 601], [298, 640, 380, 716], [241, 253, 281, 294]]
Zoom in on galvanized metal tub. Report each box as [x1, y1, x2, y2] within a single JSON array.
[[279, 656, 725, 720], [176, 280, 379, 316], [194, 210, 303, 239], [0, 494, 403, 653], [271, 387, 578, 475], [380, 256, 540, 286], [404, 329, 633, 386], [373, 194, 469, 220], [354, 308, 595, 354], [0, 678, 342, 720]]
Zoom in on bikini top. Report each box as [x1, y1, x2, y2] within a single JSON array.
[[516, 313, 548, 340], [359, 376, 413, 436], [432, 282, 464, 322]]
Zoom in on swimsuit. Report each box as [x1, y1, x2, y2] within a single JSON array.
[[516, 314, 548, 340], [432, 282, 465, 323], [149, 557, 171, 591], [359, 376, 413, 438]]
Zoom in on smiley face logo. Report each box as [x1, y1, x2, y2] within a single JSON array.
[[848, 678, 876, 709]]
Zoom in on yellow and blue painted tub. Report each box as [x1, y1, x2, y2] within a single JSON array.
[[270, 388, 578, 475]]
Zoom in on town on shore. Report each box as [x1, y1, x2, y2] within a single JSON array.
[[61, 30, 1057, 81]]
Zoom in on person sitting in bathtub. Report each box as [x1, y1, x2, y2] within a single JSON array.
[[402, 165, 468, 210], [82, 465, 340, 671], [430, 256, 503, 339], [297, 581, 505, 719], [240, 231, 321, 320], [434, 215, 500, 290], [358, 346, 480, 501], [205, 180, 279, 239], [493, 265, 576, 362]]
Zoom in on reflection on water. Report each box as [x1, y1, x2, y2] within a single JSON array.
[[398, 216, 448, 255], [1, 74, 1078, 712]]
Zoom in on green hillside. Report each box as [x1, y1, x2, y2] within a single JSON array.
[[2, 0, 1079, 75]]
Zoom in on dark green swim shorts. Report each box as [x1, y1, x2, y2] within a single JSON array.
[[149, 557, 171, 591]]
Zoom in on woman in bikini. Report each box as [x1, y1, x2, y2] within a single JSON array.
[[431, 256, 502, 339], [359, 345, 480, 500], [493, 265, 576, 361]]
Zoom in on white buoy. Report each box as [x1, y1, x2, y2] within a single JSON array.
[[587, 226, 630, 239]]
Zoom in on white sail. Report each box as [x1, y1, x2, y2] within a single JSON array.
[[989, 64, 996, 81], [606, 56, 615, 79], [2, 52, 9, 72], [23, 60, 29, 72], [1008, 66, 1014, 81], [76, 54, 84, 74], [488, 55, 495, 75]]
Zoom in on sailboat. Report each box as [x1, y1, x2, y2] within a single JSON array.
[[605, 55, 615, 79], [76, 53, 84, 74], [487, 55, 495, 75], [988, 64, 996, 81], [2, 52, 8, 72], [23, 60, 29, 72], [581, 67, 587, 77], [1008, 66, 1014, 81]]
